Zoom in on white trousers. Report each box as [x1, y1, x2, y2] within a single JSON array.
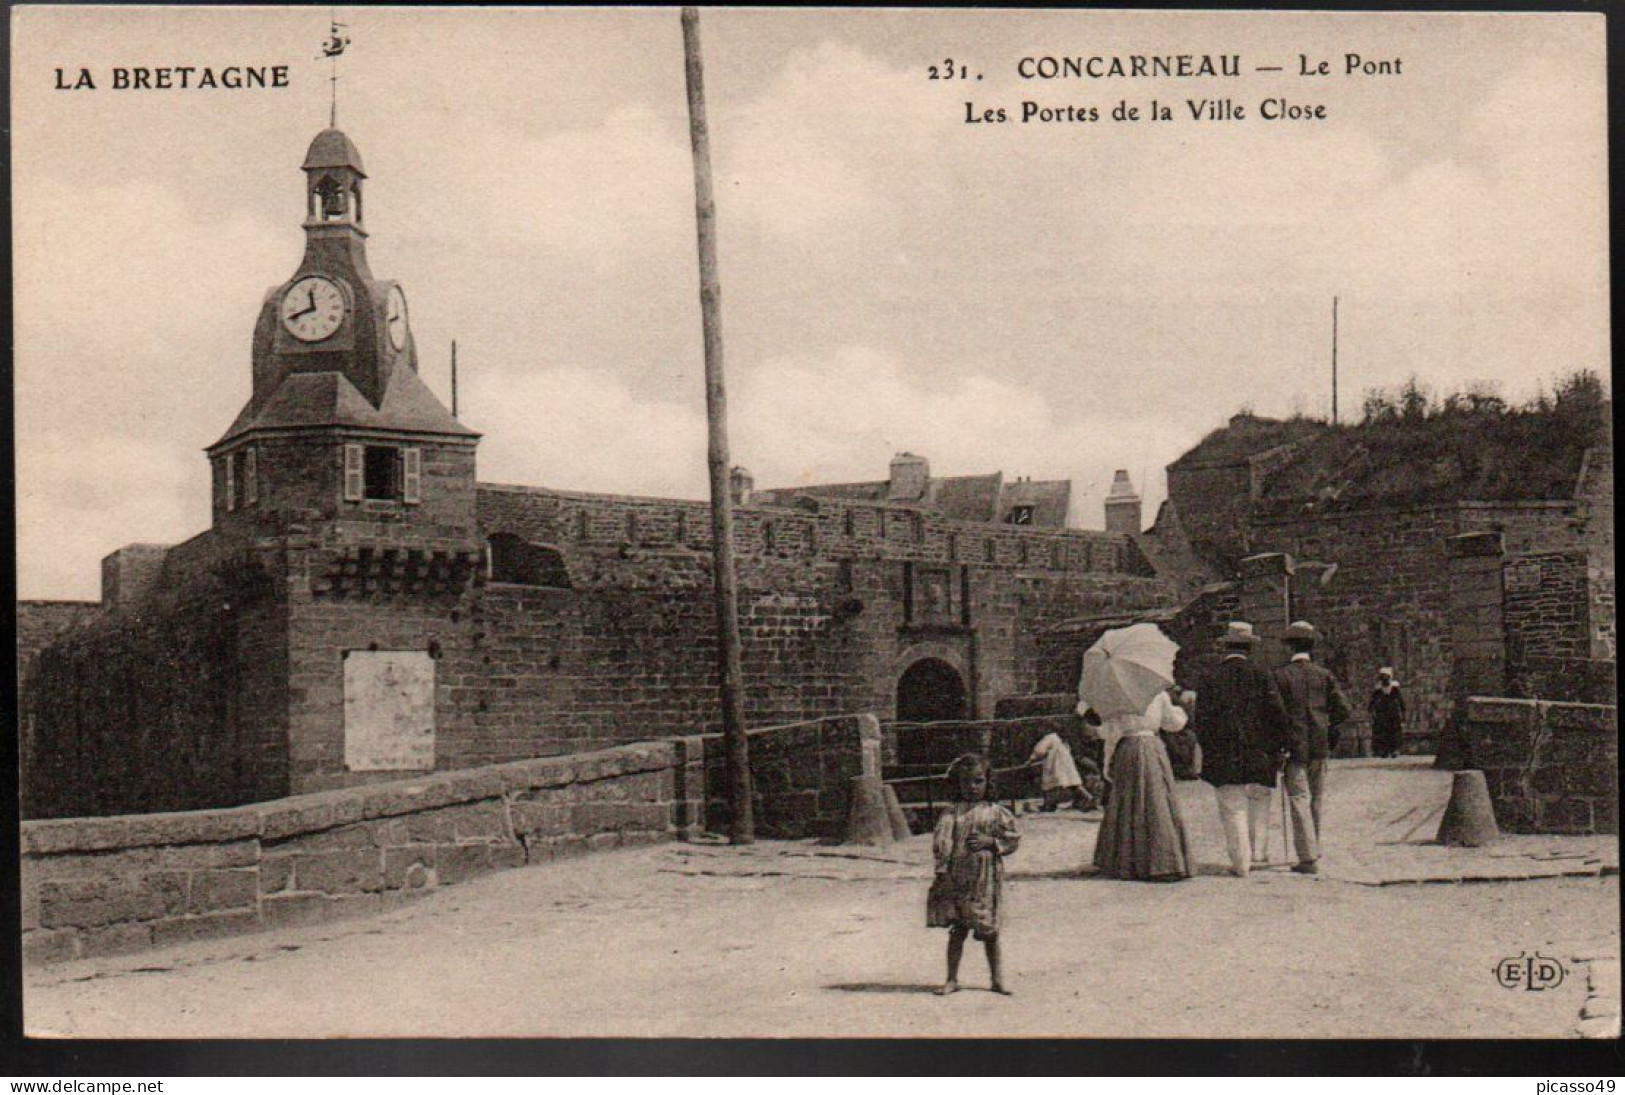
[[1215, 783, 1274, 876]]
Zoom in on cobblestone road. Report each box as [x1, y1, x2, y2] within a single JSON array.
[[25, 758, 1618, 1038]]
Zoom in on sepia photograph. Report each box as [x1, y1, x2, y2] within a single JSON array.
[[8, 4, 1617, 1052]]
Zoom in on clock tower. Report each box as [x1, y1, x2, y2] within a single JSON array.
[[207, 126, 479, 549]]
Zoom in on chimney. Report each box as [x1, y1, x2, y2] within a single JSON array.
[[729, 466, 754, 506], [887, 452, 930, 502], [1104, 469, 1142, 535]]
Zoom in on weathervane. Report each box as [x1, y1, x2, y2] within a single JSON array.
[[320, 11, 351, 127]]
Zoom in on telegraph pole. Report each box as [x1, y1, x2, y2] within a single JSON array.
[[681, 7, 754, 843], [1331, 296, 1339, 425], [450, 340, 459, 417]]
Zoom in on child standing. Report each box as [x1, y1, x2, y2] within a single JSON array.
[[928, 753, 1020, 995]]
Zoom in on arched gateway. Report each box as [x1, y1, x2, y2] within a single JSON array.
[[895, 657, 969, 722]]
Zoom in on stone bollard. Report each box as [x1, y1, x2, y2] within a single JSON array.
[[881, 783, 912, 840], [1436, 769, 1501, 847], [845, 774, 895, 847]]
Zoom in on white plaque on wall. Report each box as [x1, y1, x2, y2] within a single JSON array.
[[343, 650, 436, 771]]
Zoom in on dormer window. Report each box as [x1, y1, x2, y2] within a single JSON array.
[[1007, 505, 1035, 525], [343, 443, 421, 505]]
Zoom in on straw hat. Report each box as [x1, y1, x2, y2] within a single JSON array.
[[1285, 620, 1319, 644]]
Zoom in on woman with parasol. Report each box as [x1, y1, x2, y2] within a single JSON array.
[[1078, 622, 1193, 881]]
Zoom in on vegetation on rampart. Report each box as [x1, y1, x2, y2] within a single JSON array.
[[1256, 370, 1608, 509]]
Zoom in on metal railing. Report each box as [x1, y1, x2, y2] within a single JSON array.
[[885, 762, 1035, 819]]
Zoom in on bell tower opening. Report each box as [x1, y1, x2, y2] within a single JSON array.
[[302, 128, 367, 234]]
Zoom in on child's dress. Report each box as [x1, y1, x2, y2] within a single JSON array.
[[928, 801, 1020, 939]]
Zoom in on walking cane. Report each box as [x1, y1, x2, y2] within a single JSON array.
[[1275, 768, 1294, 867]]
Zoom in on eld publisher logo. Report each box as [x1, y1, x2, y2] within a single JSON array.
[[1494, 951, 1566, 991]]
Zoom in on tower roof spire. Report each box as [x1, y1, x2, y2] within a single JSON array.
[[302, 127, 366, 175], [321, 12, 351, 128]]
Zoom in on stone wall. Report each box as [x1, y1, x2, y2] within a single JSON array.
[[882, 714, 1094, 784], [1460, 697, 1617, 835], [689, 713, 880, 840], [22, 474, 1169, 816], [1504, 550, 1594, 663], [16, 599, 102, 673], [22, 539, 289, 819], [1247, 501, 1590, 753], [1032, 582, 1242, 702], [21, 713, 877, 965]]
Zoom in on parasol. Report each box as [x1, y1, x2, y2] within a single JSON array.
[[1079, 622, 1180, 718]]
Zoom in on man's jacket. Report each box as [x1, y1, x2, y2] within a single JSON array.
[[1195, 655, 1295, 787], [1274, 658, 1354, 761]]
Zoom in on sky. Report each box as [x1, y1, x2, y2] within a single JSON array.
[[11, 8, 1610, 600]]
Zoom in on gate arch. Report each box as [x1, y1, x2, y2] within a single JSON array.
[[895, 657, 969, 723]]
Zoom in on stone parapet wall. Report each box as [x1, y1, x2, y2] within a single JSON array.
[[16, 600, 103, 672], [883, 714, 1093, 779], [479, 483, 1152, 577], [685, 713, 880, 841], [22, 714, 876, 965], [1462, 697, 1617, 835], [1504, 550, 1594, 663]]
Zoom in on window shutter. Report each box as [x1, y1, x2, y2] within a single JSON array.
[[224, 454, 236, 512], [402, 448, 422, 505], [243, 449, 258, 506], [343, 444, 364, 502]]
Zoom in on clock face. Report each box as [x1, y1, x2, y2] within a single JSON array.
[[281, 276, 346, 342], [385, 285, 410, 351]]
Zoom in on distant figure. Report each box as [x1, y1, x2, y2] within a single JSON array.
[[1027, 730, 1090, 811], [929, 754, 1019, 996], [1195, 622, 1295, 877], [1370, 668, 1406, 757], [1273, 621, 1354, 875], [1092, 690, 1194, 881], [1160, 685, 1203, 781]]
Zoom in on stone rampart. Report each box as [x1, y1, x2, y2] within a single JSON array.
[[22, 714, 877, 965], [883, 714, 1093, 781], [1461, 697, 1617, 835]]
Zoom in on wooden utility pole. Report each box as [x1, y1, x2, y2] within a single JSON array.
[[450, 340, 459, 417], [1331, 296, 1339, 425], [681, 7, 753, 843]]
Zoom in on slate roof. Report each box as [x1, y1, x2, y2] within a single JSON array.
[[997, 478, 1071, 526], [211, 367, 477, 449], [761, 470, 1067, 525], [302, 127, 366, 175]]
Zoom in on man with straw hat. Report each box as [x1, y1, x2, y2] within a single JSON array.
[[1273, 621, 1353, 875], [1195, 622, 1295, 877]]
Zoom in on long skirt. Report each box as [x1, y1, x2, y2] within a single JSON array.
[[1093, 734, 1193, 881], [1372, 716, 1403, 757]]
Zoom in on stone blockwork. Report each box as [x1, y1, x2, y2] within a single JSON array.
[[21, 713, 876, 965], [1504, 550, 1594, 662], [1460, 697, 1617, 835], [22, 535, 290, 819], [882, 714, 1095, 788], [685, 713, 880, 840], [16, 600, 102, 673], [1247, 503, 1584, 753], [21, 470, 1169, 818]]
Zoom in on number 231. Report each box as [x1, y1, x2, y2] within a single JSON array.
[[928, 58, 970, 79]]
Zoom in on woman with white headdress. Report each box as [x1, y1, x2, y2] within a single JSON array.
[[1369, 667, 1406, 757]]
